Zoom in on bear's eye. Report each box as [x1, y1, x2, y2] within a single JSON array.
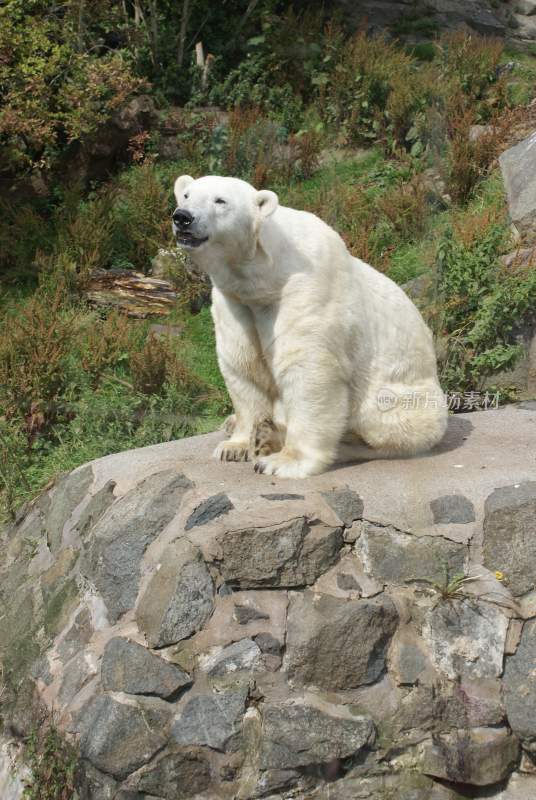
[[214, 197, 226, 205], [184, 193, 189, 199]]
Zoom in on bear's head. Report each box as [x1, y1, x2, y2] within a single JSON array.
[[172, 175, 278, 260]]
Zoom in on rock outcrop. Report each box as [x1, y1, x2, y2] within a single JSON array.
[[344, 0, 505, 37], [500, 130, 536, 244], [1, 403, 536, 798], [59, 94, 157, 186], [330, 0, 536, 48]]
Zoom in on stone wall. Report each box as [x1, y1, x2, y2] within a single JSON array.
[[1, 402, 536, 799]]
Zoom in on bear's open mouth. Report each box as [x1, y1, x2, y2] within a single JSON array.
[[175, 231, 209, 249]]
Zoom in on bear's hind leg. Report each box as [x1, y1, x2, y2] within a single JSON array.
[[348, 381, 448, 460]]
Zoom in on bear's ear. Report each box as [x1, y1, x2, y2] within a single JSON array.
[[174, 175, 194, 203], [256, 190, 278, 219]]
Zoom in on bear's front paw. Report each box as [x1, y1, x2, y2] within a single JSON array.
[[253, 450, 324, 479], [214, 439, 250, 462]]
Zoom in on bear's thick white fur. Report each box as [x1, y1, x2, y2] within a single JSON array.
[[173, 174, 448, 478]]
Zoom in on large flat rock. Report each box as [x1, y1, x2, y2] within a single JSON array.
[[87, 404, 536, 546]]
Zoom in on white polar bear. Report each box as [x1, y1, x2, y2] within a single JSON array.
[[172, 174, 448, 479]]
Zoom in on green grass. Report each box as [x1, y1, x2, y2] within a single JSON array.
[[179, 306, 231, 432], [388, 239, 434, 285], [274, 148, 384, 208], [386, 164, 507, 285], [0, 299, 230, 520], [502, 46, 536, 107], [180, 307, 225, 391]]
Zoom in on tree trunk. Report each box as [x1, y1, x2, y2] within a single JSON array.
[[76, 0, 85, 51], [133, 0, 144, 26], [232, 0, 261, 42], [195, 41, 205, 69], [177, 0, 191, 68], [148, 0, 159, 71]]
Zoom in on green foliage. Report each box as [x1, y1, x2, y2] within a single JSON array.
[[290, 27, 506, 166], [504, 49, 536, 106], [0, 0, 146, 176], [23, 725, 77, 800], [209, 53, 304, 131], [434, 215, 536, 396], [0, 282, 78, 435], [437, 31, 504, 112], [429, 563, 480, 605], [110, 161, 172, 271], [0, 197, 53, 281], [436, 219, 506, 329], [1, 158, 175, 283], [210, 109, 287, 184], [443, 111, 504, 205], [205, 7, 327, 130], [318, 30, 419, 146]]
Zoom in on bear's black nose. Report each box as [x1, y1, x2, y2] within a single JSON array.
[[173, 208, 194, 228]]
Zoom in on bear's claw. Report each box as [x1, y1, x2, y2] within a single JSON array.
[[253, 452, 320, 479], [213, 440, 249, 462]]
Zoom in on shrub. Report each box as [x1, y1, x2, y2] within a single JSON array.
[[433, 215, 536, 395], [32, 161, 175, 284], [436, 32, 504, 110], [50, 190, 117, 283], [444, 108, 508, 204], [130, 334, 169, 395], [0, 286, 228, 519], [0, 199, 52, 282], [207, 7, 327, 131], [0, 5, 146, 177], [79, 311, 136, 387], [320, 31, 417, 145], [288, 125, 324, 180], [224, 108, 282, 184], [0, 284, 77, 438], [130, 332, 207, 398], [210, 52, 303, 132], [111, 161, 173, 271], [312, 28, 506, 167], [0, 419, 31, 520], [205, 107, 320, 187], [384, 66, 440, 154], [375, 175, 429, 243]]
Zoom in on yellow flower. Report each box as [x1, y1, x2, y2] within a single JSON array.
[[494, 570, 505, 582]]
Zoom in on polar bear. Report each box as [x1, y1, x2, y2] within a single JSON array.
[[172, 174, 448, 479]]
